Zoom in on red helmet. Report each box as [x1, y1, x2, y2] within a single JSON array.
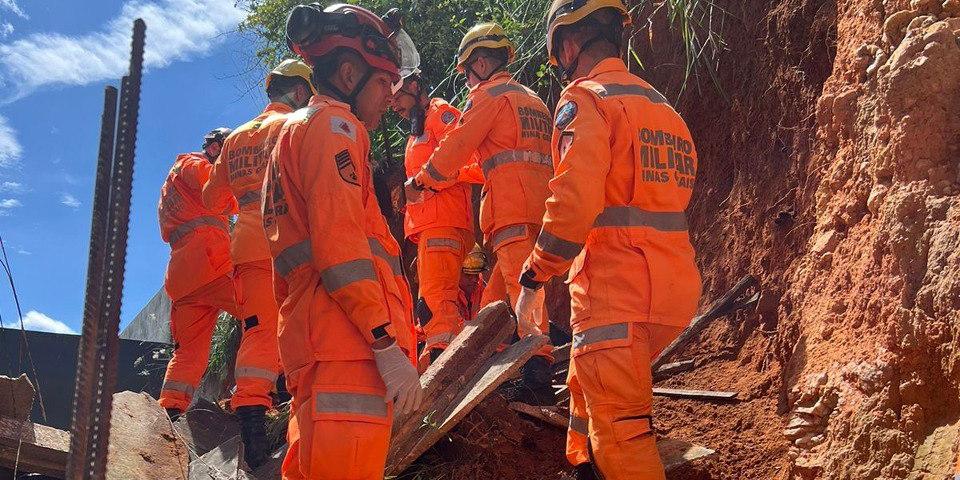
[[286, 3, 401, 82]]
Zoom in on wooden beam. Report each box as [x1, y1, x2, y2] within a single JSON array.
[[508, 402, 567, 429], [653, 359, 696, 382], [386, 333, 548, 475], [659, 438, 716, 471], [388, 301, 514, 456], [0, 374, 35, 421], [106, 392, 189, 479], [653, 388, 738, 401], [652, 275, 758, 370], [0, 416, 70, 478]]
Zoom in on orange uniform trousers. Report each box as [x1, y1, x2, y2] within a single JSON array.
[[480, 223, 552, 359], [566, 323, 683, 480], [231, 259, 282, 409], [281, 360, 392, 480], [159, 274, 240, 411], [416, 226, 472, 357]]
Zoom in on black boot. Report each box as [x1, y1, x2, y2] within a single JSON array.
[[516, 356, 556, 406], [165, 408, 183, 422], [573, 462, 600, 480], [235, 405, 268, 470]]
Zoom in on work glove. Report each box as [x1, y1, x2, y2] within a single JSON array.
[[373, 341, 424, 415], [514, 286, 545, 338]]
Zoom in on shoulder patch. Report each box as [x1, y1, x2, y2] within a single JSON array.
[[441, 110, 456, 125], [335, 149, 359, 186], [330, 116, 357, 142], [555, 101, 578, 130]]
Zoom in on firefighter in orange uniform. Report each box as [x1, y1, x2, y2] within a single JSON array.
[[406, 23, 555, 404], [515, 1, 702, 478], [201, 59, 315, 469], [392, 72, 475, 367], [262, 4, 422, 478], [158, 127, 239, 420]]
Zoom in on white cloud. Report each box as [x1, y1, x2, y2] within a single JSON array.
[[0, 23, 12, 39], [0, 181, 21, 192], [15, 247, 29, 255], [0, 197, 20, 208], [60, 193, 80, 208], [20, 310, 75, 334], [0, 0, 27, 19], [0, 0, 246, 101], [0, 114, 20, 167]]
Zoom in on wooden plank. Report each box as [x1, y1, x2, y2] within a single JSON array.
[[0, 416, 70, 478], [653, 388, 738, 401], [107, 391, 189, 480], [508, 402, 567, 429], [659, 437, 716, 471], [386, 333, 548, 475], [552, 342, 571, 364], [653, 359, 696, 382], [388, 301, 514, 457], [652, 275, 758, 370]]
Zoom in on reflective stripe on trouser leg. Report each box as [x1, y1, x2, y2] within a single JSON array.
[[231, 260, 282, 410], [293, 360, 392, 479], [574, 324, 664, 479], [417, 227, 469, 353], [566, 358, 590, 466]]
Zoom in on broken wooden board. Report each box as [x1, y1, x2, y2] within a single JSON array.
[[107, 391, 189, 480], [0, 416, 69, 478], [659, 437, 716, 471], [652, 275, 758, 370], [389, 301, 514, 456], [653, 359, 696, 382], [653, 387, 738, 401], [188, 435, 249, 480], [386, 333, 548, 475], [508, 402, 567, 429], [0, 375, 35, 421], [173, 398, 240, 460], [552, 342, 571, 364]]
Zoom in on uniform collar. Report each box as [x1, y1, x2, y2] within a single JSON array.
[[471, 71, 513, 92], [309, 94, 351, 111], [583, 58, 628, 80], [264, 102, 294, 115]]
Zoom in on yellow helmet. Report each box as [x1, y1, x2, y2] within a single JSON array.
[[265, 58, 318, 96], [546, 0, 631, 66], [456, 22, 516, 72], [461, 244, 489, 275]]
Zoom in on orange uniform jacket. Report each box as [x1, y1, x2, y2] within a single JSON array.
[[403, 98, 473, 240], [262, 96, 416, 373], [414, 72, 553, 246], [203, 102, 292, 264], [159, 152, 236, 301], [523, 58, 702, 334]]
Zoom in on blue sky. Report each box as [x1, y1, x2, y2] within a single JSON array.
[[0, 0, 270, 334]]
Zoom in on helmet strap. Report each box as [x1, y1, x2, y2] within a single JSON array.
[[466, 56, 506, 83], [317, 64, 375, 113], [556, 21, 621, 82]]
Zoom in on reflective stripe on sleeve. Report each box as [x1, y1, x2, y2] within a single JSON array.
[[569, 415, 588, 436], [320, 259, 378, 292], [424, 162, 448, 182], [367, 237, 403, 276], [425, 237, 462, 251], [274, 240, 312, 277], [235, 366, 279, 383], [161, 380, 196, 397], [487, 83, 527, 97], [536, 229, 583, 260], [489, 224, 529, 252]]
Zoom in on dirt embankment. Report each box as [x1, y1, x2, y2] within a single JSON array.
[[632, 0, 960, 477]]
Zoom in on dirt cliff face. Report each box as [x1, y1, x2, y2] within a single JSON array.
[[632, 0, 960, 477]]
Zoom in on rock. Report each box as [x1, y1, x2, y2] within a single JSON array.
[[0, 374, 35, 421], [866, 49, 889, 76], [884, 10, 918, 47], [812, 230, 840, 254], [911, 0, 943, 14], [106, 391, 190, 480], [867, 184, 889, 214], [943, 0, 960, 17], [173, 398, 241, 460], [907, 15, 938, 34]]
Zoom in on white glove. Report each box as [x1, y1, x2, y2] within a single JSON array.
[[514, 286, 544, 338], [372, 341, 423, 415]]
